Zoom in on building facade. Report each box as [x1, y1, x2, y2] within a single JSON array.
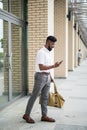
[[0, 0, 87, 109], [0, 0, 27, 109]]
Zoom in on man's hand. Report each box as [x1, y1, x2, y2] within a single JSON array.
[[54, 60, 63, 68], [39, 60, 63, 70]]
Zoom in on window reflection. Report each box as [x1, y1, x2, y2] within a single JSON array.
[[10, 0, 22, 18], [0, 19, 9, 106], [0, 0, 23, 19], [11, 23, 22, 98], [0, 0, 8, 11]]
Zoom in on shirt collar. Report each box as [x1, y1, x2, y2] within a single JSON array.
[[43, 46, 50, 53]]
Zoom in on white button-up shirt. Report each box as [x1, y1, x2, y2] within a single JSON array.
[[35, 46, 52, 73]]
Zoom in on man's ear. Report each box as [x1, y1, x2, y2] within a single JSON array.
[[48, 40, 51, 45]]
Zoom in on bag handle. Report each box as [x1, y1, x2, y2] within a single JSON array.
[[53, 79, 58, 93], [50, 74, 58, 93]]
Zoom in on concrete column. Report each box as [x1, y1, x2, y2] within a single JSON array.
[[81, 40, 87, 60], [68, 16, 74, 71], [48, 0, 54, 35], [48, 0, 54, 78], [54, 0, 68, 78], [78, 32, 80, 49], [74, 23, 78, 67], [79, 37, 82, 49]]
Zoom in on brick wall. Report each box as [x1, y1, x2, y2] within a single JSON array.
[[27, 0, 48, 93], [11, 24, 22, 94]]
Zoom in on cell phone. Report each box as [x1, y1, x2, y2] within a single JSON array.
[[59, 60, 63, 64]]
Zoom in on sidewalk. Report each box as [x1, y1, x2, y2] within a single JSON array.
[[0, 59, 87, 130]]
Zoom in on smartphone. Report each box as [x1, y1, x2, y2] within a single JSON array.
[[59, 60, 63, 64]]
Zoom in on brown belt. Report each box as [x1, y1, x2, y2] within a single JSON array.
[[37, 72, 50, 75]]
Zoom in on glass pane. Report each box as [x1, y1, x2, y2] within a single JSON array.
[[0, 0, 8, 11], [0, 19, 9, 106], [10, 0, 22, 19], [11, 23, 22, 99]]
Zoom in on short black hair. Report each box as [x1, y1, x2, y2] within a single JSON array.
[[46, 36, 57, 42]]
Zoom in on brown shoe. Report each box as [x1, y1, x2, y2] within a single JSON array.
[[23, 114, 35, 123], [41, 116, 55, 122]]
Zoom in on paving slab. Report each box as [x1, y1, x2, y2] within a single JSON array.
[[54, 124, 87, 130], [0, 59, 87, 130]]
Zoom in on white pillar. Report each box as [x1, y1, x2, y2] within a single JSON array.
[[54, 0, 68, 78], [68, 16, 74, 71]]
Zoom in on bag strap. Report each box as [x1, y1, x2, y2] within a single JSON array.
[[52, 79, 58, 93], [50, 74, 58, 93]]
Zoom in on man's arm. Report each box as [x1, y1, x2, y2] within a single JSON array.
[[39, 61, 63, 70]]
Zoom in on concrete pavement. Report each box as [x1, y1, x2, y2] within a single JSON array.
[[0, 59, 87, 130]]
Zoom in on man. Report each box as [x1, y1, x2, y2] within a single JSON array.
[[23, 36, 63, 123], [78, 49, 82, 66]]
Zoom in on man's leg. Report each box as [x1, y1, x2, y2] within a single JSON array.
[[78, 58, 80, 65], [40, 75, 50, 116], [25, 73, 44, 115], [40, 75, 55, 122], [23, 73, 46, 123]]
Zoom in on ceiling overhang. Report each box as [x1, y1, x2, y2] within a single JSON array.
[[68, 0, 87, 48]]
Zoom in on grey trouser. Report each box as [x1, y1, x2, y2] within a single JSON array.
[[25, 72, 51, 116], [78, 57, 81, 65]]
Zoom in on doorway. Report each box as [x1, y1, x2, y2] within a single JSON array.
[[0, 16, 24, 108]]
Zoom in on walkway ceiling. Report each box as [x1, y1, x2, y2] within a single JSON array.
[[68, 0, 87, 48]]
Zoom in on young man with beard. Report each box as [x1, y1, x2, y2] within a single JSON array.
[[23, 36, 63, 123]]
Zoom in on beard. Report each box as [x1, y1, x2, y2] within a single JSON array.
[[48, 46, 52, 51]]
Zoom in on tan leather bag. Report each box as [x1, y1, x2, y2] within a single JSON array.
[[48, 80, 65, 108]]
